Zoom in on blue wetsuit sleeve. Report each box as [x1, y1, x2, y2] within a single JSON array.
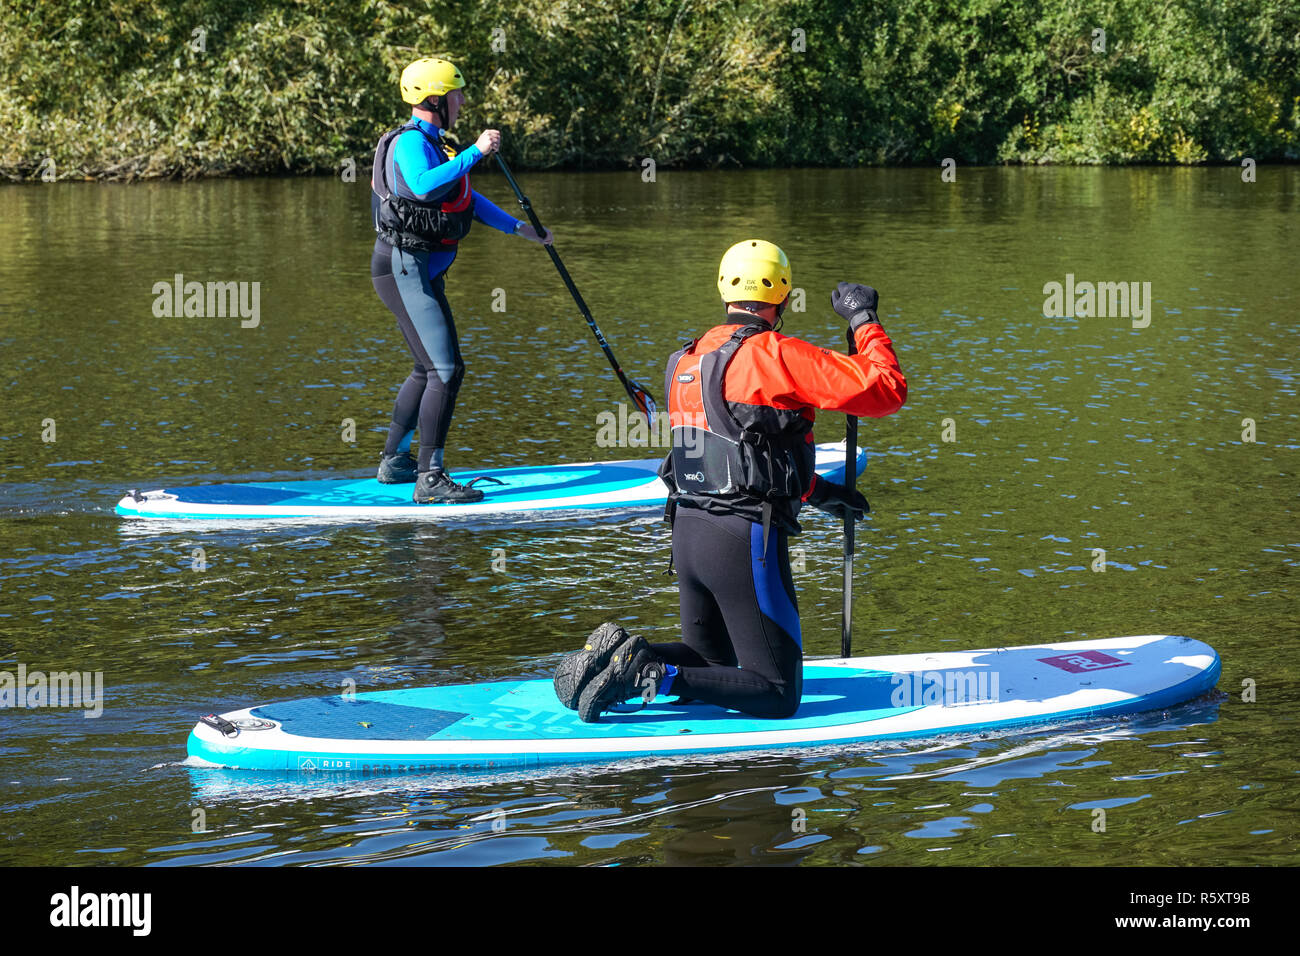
[[472, 192, 524, 234], [393, 132, 484, 197]]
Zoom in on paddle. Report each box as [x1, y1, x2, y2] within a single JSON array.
[[494, 153, 657, 426], [841, 335, 859, 659]]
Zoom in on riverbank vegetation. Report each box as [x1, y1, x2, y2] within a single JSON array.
[[2, 0, 1296, 180]]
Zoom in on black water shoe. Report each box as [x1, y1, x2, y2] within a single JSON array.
[[577, 637, 668, 723], [555, 623, 634, 710], [377, 451, 418, 484], [413, 469, 485, 503]]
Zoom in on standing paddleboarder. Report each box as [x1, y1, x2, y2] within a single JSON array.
[[554, 240, 907, 721], [371, 56, 552, 502]]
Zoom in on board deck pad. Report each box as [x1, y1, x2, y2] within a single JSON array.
[[118, 443, 864, 521], [187, 635, 1220, 774]]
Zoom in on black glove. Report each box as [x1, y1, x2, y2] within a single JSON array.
[[831, 282, 881, 345], [806, 477, 870, 521]]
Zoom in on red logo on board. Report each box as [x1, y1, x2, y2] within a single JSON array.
[[1038, 651, 1131, 673]]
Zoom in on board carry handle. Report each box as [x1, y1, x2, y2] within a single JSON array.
[[200, 713, 239, 737]]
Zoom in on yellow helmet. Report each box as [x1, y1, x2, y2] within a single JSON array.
[[400, 57, 465, 105], [717, 239, 792, 305]]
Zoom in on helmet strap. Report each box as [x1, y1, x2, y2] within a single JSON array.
[[421, 95, 449, 129], [771, 299, 786, 333]]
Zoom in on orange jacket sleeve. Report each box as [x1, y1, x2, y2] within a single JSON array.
[[722, 323, 907, 418]]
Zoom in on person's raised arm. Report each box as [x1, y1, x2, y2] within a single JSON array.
[[393, 132, 481, 196], [394, 126, 501, 198], [772, 283, 906, 418]]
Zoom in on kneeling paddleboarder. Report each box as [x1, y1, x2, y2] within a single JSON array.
[[371, 56, 552, 503], [555, 240, 908, 721]]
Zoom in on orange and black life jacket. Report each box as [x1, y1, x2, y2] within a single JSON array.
[[660, 324, 816, 541], [371, 123, 476, 251]]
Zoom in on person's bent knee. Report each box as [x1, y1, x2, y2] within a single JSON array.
[[745, 685, 800, 720], [765, 694, 801, 720], [441, 361, 466, 389]]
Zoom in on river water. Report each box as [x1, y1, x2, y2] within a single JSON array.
[[0, 166, 1295, 865]]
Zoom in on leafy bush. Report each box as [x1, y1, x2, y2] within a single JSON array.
[[1, 0, 1295, 180]]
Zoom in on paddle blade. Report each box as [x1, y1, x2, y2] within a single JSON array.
[[629, 381, 657, 427]]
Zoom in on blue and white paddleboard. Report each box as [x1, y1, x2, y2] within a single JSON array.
[[117, 442, 864, 522], [187, 635, 1220, 774]]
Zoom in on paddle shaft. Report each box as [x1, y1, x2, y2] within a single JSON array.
[[494, 154, 652, 419], [841, 336, 859, 658]]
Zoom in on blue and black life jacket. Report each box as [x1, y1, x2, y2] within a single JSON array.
[[370, 122, 476, 251]]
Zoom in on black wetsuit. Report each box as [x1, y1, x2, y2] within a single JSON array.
[[651, 318, 908, 720], [652, 507, 803, 719]]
